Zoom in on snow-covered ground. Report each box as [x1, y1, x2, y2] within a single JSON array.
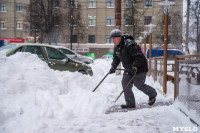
[[0, 51, 199, 133]]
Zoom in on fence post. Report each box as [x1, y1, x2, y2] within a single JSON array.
[[174, 56, 178, 101], [154, 57, 157, 82]]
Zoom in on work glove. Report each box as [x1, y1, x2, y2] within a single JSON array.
[[128, 66, 137, 76], [109, 66, 116, 74]]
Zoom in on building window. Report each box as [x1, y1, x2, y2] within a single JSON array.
[[145, 0, 152, 8], [0, 20, 6, 29], [88, 0, 96, 8], [0, 3, 6, 12], [144, 16, 152, 25], [16, 21, 23, 29], [106, 35, 112, 44], [162, 35, 171, 44], [125, 16, 133, 26], [163, 16, 172, 26], [107, 0, 114, 8], [88, 16, 96, 26], [16, 3, 23, 12], [53, 0, 59, 8], [71, 35, 77, 43], [88, 35, 95, 43], [107, 16, 114, 26], [70, 0, 78, 8], [125, 0, 133, 8], [53, 16, 59, 26]]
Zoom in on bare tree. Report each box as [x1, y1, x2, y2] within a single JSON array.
[[64, 0, 84, 50], [123, 0, 144, 39], [190, 0, 200, 53], [155, 9, 182, 48], [25, 0, 65, 44]]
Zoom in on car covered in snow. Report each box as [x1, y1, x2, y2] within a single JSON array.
[[54, 46, 93, 64], [6, 44, 93, 76]]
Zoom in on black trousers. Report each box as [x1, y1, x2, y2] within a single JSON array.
[[121, 72, 157, 105]]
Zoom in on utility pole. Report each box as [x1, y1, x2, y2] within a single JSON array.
[[69, 1, 73, 50], [14, 0, 16, 38], [185, 0, 190, 54], [115, 0, 121, 75], [115, 0, 121, 29]]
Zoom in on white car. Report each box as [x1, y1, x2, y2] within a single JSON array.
[[55, 46, 93, 64], [101, 55, 113, 61]]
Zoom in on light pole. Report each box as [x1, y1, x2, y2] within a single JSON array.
[[141, 31, 148, 57], [158, 0, 175, 95], [139, 36, 143, 49], [145, 23, 156, 76]]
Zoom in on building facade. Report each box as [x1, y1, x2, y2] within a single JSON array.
[[0, 0, 183, 53]]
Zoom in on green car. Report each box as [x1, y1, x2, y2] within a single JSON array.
[[6, 44, 93, 76]]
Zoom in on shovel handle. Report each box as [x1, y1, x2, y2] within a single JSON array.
[[92, 69, 129, 92], [92, 72, 110, 92]]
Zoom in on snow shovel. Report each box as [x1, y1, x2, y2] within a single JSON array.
[[114, 71, 137, 103], [92, 69, 129, 92]]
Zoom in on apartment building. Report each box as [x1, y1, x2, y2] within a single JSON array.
[[0, 0, 183, 49], [74, 0, 182, 48], [0, 0, 30, 39]]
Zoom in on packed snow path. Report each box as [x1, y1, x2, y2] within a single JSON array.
[[0, 52, 198, 133]]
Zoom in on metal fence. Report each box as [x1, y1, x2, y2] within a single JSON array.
[[148, 55, 200, 125], [175, 59, 200, 125]]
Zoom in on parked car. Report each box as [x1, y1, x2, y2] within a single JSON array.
[[6, 44, 93, 76], [54, 46, 93, 64], [101, 55, 113, 61]]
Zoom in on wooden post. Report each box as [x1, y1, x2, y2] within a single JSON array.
[[174, 56, 178, 101], [163, 14, 168, 95], [148, 33, 152, 76], [154, 57, 157, 82], [144, 38, 146, 57]]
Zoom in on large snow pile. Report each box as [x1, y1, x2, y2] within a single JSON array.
[[0, 53, 114, 132]]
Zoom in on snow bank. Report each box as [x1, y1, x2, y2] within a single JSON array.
[[0, 53, 113, 133]]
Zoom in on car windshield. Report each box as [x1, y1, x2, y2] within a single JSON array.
[[59, 48, 75, 55]]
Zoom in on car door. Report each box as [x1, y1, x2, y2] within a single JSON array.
[[45, 47, 72, 71]]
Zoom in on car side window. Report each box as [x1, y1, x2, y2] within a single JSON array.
[[59, 48, 75, 55], [46, 47, 66, 60], [13, 47, 23, 54], [24, 46, 44, 58]]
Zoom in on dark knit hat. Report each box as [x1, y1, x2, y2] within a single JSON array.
[[110, 29, 122, 38]]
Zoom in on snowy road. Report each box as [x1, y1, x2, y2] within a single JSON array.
[[0, 52, 198, 133]]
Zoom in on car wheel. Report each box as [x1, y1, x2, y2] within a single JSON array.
[[78, 70, 87, 75]]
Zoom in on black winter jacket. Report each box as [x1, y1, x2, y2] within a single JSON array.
[[111, 36, 148, 74]]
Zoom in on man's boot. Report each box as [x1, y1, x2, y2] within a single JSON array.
[[149, 93, 157, 106]]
